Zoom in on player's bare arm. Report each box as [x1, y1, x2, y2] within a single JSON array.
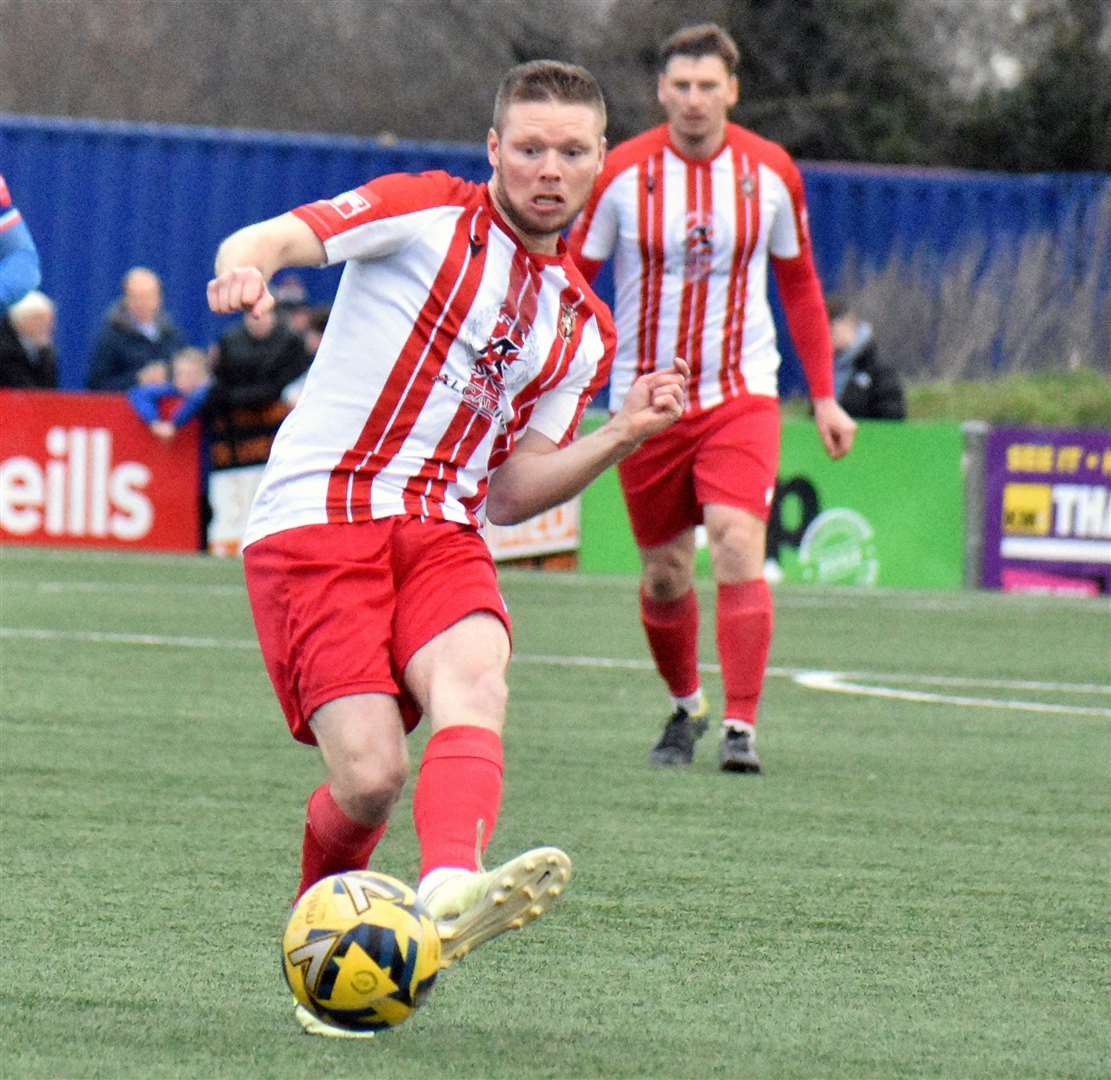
[[207, 213, 326, 317], [813, 396, 857, 460], [486, 359, 688, 525]]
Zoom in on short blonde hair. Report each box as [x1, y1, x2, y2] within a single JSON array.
[[493, 60, 607, 134]]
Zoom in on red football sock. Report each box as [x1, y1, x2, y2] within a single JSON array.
[[413, 725, 503, 879], [640, 587, 701, 699], [295, 783, 387, 901], [716, 578, 774, 727]]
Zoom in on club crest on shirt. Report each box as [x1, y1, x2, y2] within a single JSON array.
[[737, 173, 756, 198], [558, 302, 577, 343], [679, 210, 715, 283]]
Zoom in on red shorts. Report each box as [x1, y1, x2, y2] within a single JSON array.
[[242, 518, 511, 745], [617, 393, 781, 549]]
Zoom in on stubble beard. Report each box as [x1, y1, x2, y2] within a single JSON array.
[[492, 175, 577, 248]]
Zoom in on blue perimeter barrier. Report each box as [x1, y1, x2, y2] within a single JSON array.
[[2, 113, 1107, 394]]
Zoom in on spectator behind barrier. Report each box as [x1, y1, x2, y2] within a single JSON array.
[[827, 295, 907, 420], [0, 174, 41, 310], [127, 346, 211, 443], [205, 306, 309, 470], [86, 267, 187, 391], [281, 302, 329, 407], [272, 271, 311, 335], [0, 289, 57, 389], [126, 345, 212, 550]]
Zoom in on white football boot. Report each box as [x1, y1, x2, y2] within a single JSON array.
[[419, 847, 572, 969]]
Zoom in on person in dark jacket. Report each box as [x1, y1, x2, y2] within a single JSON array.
[[205, 306, 309, 470], [0, 289, 57, 389], [86, 267, 187, 391], [827, 295, 907, 420]]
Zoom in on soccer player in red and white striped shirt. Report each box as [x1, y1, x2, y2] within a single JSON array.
[[569, 24, 857, 773], [208, 61, 687, 1037]]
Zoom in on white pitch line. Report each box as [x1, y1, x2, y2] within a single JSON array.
[[0, 626, 259, 650], [512, 652, 1110, 696], [1, 626, 1107, 718], [798, 671, 1111, 695], [1, 580, 246, 596], [4, 568, 1111, 614], [793, 671, 1111, 719]]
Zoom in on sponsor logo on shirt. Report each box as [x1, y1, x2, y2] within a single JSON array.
[[328, 189, 375, 219], [679, 211, 715, 283], [437, 370, 503, 422], [558, 302, 577, 343], [446, 300, 541, 424]]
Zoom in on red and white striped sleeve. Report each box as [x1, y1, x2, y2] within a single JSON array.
[[292, 171, 474, 266]]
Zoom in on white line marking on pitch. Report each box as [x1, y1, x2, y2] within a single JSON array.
[[0, 626, 258, 649], [4, 569, 1110, 614], [791, 670, 1111, 719], [2, 579, 246, 596], [1, 627, 1107, 719]]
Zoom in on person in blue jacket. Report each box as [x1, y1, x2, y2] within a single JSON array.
[[0, 174, 41, 310], [127, 345, 213, 548], [126, 345, 211, 441]]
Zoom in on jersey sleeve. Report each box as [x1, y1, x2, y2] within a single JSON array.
[[765, 154, 834, 399], [526, 310, 615, 446], [291, 171, 469, 266], [765, 153, 810, 260]]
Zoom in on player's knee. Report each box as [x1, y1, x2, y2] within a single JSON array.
[[707, 519, 764, 575], [642, 558, 692, 601], [336, 755, 408, 823], [463, 665, 509, 725]]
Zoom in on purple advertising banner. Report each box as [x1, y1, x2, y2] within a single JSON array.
[[981, 427, 1111, 595]]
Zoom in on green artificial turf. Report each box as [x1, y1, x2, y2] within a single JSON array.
[[0, 547, 1107, 1079]]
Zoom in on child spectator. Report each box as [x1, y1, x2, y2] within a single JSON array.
[[127, 346, 211, 442], [127, 346, 212, 549], [827, 295, 907, 420]]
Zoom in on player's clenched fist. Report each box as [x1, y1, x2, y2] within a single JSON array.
[[207, 266, 275, 318], [617, 356, 688, 443]]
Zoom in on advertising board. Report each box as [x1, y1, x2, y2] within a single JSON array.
[[483, 498, 580, 563], [579, 418, 965, 590], [981, 427, 1110, 595], [0, 390, 200, 552]]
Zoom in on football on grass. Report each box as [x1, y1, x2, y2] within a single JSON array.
[[282, 870, 441, 1032]]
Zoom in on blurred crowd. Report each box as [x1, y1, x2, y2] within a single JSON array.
[[1, 175, 329, 549]]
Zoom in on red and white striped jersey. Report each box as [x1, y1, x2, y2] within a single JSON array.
[[568, 123, 832, 415], [242, 172, 614, 549]]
